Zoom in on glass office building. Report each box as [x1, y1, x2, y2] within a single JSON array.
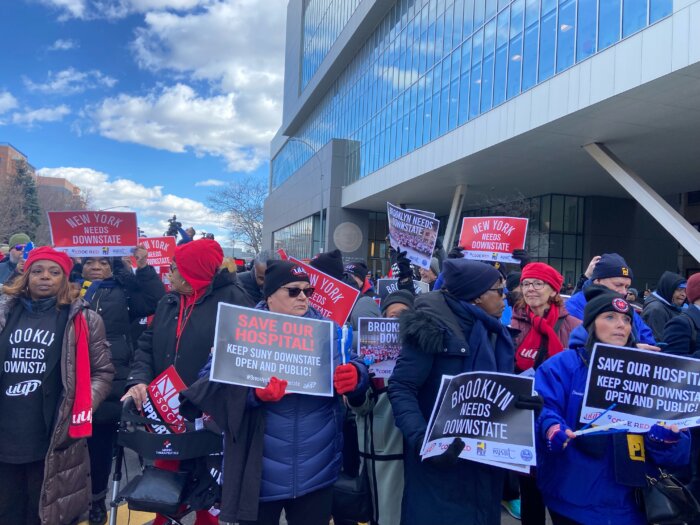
[[273, 0, 672, 190], [265, 0, 700, 284]]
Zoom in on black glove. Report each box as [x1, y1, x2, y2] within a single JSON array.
[[423, 438, 465, 468], [514, 394, 544, 414], [396, 250, 412, 281], [511, 249, 531, 269], [447, 246, 465, 259]]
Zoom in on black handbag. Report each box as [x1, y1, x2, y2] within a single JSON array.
[[118, 466, 189, 515], [332, 465, 373, 523], [641, 469, 700, 525]]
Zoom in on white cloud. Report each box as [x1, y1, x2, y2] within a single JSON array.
[[48, 38, 79, 51], [24, 68, 117, 95], [195, 179, 226, 187], [36, 166, 226, 237], [87, 83, 267, 171], [38, 0, 213, 20], [11, 105, 71, 126], [130, 0, 286, 157], [0, 91, 18, 114]]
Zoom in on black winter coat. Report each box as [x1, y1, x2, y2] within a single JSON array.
[[662, 306, 700, 357], [88, 265, 165, 423], [642, 271, 686, 341], [128, 270, 254, 387], [388, 291, 513, 525], [238, 270, 263, 304]]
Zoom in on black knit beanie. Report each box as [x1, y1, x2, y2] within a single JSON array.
[[344, 261, 369, 281], [263, 260, 310, 298], [591, 253, 633, 281], [442, 258, 502, 301], [583, 285, 633, 329], [381, 290, 415, 315], [310, 249, 344, 279]]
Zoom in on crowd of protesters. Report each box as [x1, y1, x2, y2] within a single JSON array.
[[1, 223, 699, 525]]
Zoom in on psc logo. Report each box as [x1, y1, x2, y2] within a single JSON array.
[[521, 449, 533, 462]]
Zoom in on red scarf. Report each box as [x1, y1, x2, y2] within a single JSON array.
[[515, 305, 564, 372], [69, 311, 92, 438]]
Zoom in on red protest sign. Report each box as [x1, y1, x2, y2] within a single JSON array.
[[288, 256, 360, 326], [132, 236, 177, 289], [458, 216, 528, 263], [142, 366, 188, 434], [48, 211, 138, 257]]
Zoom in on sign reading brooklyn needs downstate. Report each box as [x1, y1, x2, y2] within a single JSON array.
[[210, 304, 335, 396], [421, 371, 536, 472], [387, 202, 440, 270]]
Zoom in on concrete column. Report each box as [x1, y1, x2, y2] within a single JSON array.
[[442, 184, 466, 250], [583, 142, 700, 263]]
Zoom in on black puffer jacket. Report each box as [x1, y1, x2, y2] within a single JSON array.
[[86, 265, 165, 423], [238, 270, 263, 304], [642, 271, 686, 341], [128, 270, 254, 387]]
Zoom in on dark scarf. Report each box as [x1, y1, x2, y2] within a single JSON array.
[[444, 294, 514, 373], [78, 278, 119, 304]]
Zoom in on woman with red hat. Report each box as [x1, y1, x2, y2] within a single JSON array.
[[124, 238, 253, 525], [510, 262, 581, 525], [0, 246, 114, 524]]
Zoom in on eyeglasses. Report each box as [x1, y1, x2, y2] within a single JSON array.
[[521, 280, 546, 291], [281, 287, 314, 298], [12, 244, 25, 251], [488, 287, 506, 296]]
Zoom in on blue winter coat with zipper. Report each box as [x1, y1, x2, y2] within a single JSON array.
[[253, 302, 370, 502], [566, 282, 656, 344], [535, 330, 690, 525]]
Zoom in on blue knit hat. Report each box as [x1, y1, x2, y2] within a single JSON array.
[[442, 258, 502, 301], [591, 253, 633, 281]]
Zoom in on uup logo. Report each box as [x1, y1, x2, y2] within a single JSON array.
[[6, 379, 41, 396]]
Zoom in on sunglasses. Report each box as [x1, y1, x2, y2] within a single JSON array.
[[13, 244, 25, 251], [281, 286, 314, 298], [170, 263, 177, 272], [488, 287, 506, 296]]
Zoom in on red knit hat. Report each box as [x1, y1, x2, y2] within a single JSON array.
[[25, 246, 73, 277], [686, 273, 700, 304], [175, 239, 223, 291], [521, 262, 564, 292]]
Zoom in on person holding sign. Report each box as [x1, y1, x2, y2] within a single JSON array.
[[535, 286, 690, 525], [124, 238, 253, 525], [0, 246, 114, 525], [388, 259, 515, 525], [509, 263, 580, 525], [237, 260, 369, 525]]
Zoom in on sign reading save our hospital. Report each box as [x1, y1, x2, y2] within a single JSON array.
[[581, 344, 700, 431], [421, 372, 536, 472], [458, 216, 528, 263], [48, 211, 138, 257], [210, 304, 335, 396]]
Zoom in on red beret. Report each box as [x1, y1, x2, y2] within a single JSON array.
[[521, 262, 564, 292], [25, 246, 73, 277], [687, 273, 700, 304]]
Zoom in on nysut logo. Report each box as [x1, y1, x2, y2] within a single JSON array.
[[521, 449, 533, 462], [476, 442, 486, 456]]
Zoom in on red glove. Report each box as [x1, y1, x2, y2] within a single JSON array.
[[334, 364, 359, 395], [254, 377, 287, 402]]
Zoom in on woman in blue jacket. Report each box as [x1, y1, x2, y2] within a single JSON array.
[[535, 285, 690, 525], [239, 260, 369, 525]]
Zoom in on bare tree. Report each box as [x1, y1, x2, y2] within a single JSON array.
[[34, 183, 89, 245], [207, 177, 267, 254], [0, 176, 26, 243]]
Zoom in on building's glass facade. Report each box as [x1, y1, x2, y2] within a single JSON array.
[[463, 194, 586, 285], [302, 0, 363, 89], [272, 212, 325, 259], [273, 0, 672, 190]]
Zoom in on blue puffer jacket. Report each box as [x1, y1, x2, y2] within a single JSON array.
[[535, 333, 690, 525], [566, 284, 656, 344], [254, 303, 369, 502]]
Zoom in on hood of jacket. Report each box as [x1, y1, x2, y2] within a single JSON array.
[[650, 271, 686, 304], [400, 291, 467, 355]]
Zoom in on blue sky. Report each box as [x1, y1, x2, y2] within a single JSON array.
[[0, 0, 287, 245]]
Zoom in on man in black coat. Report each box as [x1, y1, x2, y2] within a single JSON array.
[[237, 251, 278, 305], [642, 270, 687, 341], [663, 273, 700, 357]]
